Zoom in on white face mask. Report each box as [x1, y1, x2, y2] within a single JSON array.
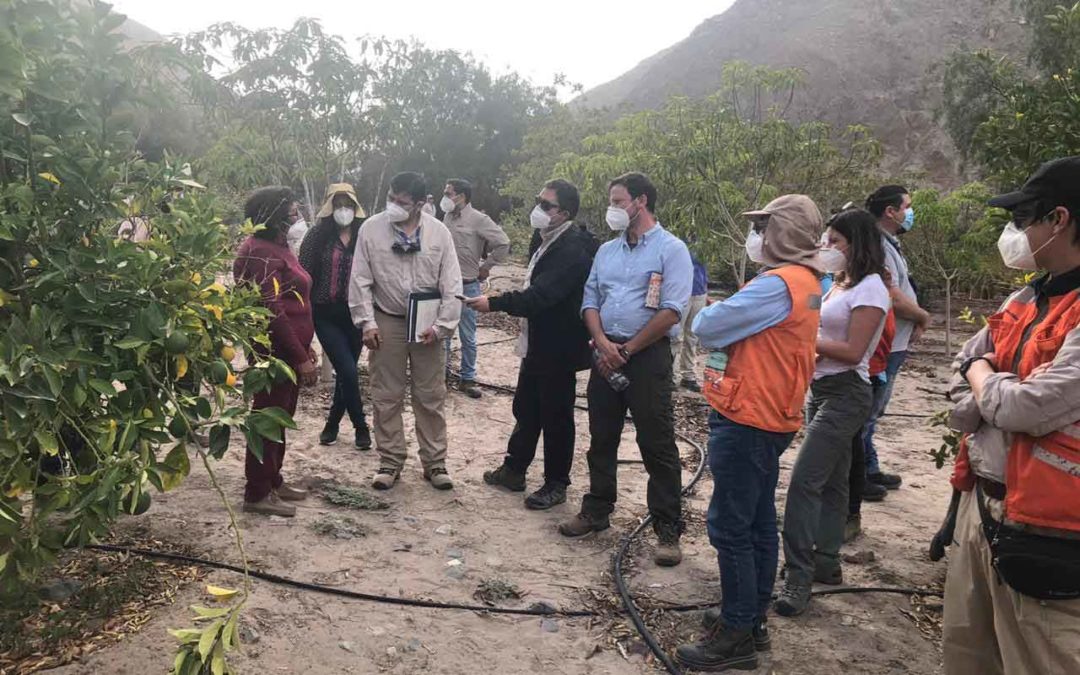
[[385, 201, 410, 223], [997, 221, 1058, 270], [333, 207, 354, 227], [818, 247, 847, 274], [606, 206, 630, 231], [440, 195, 457, 214], [529, 205, 552, 229], [745, 230, 767, 264]]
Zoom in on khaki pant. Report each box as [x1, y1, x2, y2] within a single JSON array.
[[943, 490, 1080, 675], [671, 294, 707, 383], [368, 310, 448, 472]]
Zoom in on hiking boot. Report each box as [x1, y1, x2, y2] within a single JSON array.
[[680, 378, 702, 393], [558, 512, 610, 538], [868, 471, 902, 490], [424, 467, 454, 491], [813, 563, 843, 586], [703, 609, 771, 652], [276, 483, 309, 501], [242, 493, 296, 517], [773, 580, 811, 617], [525, 483, 566, 510], [483, 463, 526, 492], [844, 513, 862, 543], [676, 620, 758, 671], [354, 424, 372, 451], [371, 467, 400, 490], [319, 422, 339, 446], [862, 481, 888, 502], [654, 522, 683, 567], [459, 380, 482, 399]]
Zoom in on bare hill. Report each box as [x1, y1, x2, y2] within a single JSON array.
[[577, 0, 1030, 186]]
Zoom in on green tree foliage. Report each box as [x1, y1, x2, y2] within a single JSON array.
[[940, 1, 1080, 186], [505, 63, 881, 286], [0, 0, 294, 615], [179, 20, 574, 219]]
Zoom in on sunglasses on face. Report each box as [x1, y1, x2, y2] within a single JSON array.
[[535, 196, 561, 212]]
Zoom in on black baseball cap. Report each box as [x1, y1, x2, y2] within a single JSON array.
[[988, 156, 1080, 211]]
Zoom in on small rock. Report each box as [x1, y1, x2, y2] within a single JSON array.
[[38, 580, 81, 602], [435, 524, 452, 536], [446, 547, 465, 560], [238, 624, 261, 644], [339, 641, 356, 653], [386, 647, 398, 658], [485, 556, 502, 567], [370, 626, 386, 637], [540, 618, 560, 633], [840, 615, 856, 627], [403, 638, 422, 653], [446, 566, 466, 580], [402, 516, 419, 525], [843, 550, 876, 565], [445, 559, 463, 567]]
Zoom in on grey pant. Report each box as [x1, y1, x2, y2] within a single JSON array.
[[671, 294, 707, 383], [781, 371, 873, 586]]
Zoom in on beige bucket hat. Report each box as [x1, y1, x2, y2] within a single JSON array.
[[315, 183, 366, 220], [742, 194, 825, 274]]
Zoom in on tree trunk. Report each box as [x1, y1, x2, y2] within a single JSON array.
[[944, 275, 953, 357]]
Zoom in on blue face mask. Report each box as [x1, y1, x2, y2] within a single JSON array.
[[900, 207, 915, 233]]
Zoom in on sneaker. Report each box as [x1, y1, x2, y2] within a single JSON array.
[[276, 483, 309, 501], [242, 493, 296, 517], [813, 563, 843, 586], [862, 481, 888, 502], [424, 467, 454, 491], [675, 620, 758, 671], [319, 423, 339, 446], [773, 580, 811, 617], [703, 609, 770, 652], [459, 380, 482, 399], [558, 512, 610, 538], [868, 471, 902, 490], [371, 467, 400, 490], [844, 513, 862, 543], [680, 379, 702, 393], [525, 483, 566, 510], [482, 463, 526, 492], [654, 522, 683, 567], [354, 425, 372, 451]]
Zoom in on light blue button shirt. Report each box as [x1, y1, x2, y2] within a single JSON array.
[[692, 274, 796, 349], [581, 224, 693, 340]]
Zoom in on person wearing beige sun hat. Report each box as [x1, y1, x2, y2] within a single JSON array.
[[299, 183, 371, 451]]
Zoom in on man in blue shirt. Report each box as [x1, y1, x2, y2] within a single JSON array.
[[558, 172, 693, 568]]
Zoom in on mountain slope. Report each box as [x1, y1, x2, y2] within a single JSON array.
[[577, 0, 1029, 185]]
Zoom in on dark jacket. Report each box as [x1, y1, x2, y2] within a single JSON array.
[[298, 217, 363, 306], [490, 226, 595, 371]]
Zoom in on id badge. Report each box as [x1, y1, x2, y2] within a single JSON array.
[[645, 272, 662, 309]]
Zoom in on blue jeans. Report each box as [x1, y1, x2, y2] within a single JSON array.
[[445, 279, 480, 381], [863, 350, 907, 475], [706, 412, 795, 631]]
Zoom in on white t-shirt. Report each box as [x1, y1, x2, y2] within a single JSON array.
[[287, 220, 309, 256], [814, 273, 891, 382], [881, 233, 917, 352]]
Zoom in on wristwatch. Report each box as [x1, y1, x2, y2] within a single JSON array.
[[959, 356, 994, 380], [618, 346, 632, 361]]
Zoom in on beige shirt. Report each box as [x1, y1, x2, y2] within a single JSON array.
[[348, 211, 463, 339], [443, 204, 510, 280]]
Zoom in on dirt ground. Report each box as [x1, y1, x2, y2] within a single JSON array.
[[49, 267, 973, 675]]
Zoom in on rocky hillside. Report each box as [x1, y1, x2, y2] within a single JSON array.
[[577, 0, 1030, 186]]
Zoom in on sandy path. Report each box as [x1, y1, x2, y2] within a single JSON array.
[[51, 268, 966, 675]]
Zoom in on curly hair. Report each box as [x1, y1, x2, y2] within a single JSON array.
[[244, 186, 296, 239]]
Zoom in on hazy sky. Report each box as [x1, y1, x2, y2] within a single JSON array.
[[108, 0, 736, 93]]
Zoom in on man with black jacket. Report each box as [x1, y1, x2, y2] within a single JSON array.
[[466, 179, 595, 510]]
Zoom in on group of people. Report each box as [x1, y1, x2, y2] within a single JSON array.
[[224, 157, 1080, 673]]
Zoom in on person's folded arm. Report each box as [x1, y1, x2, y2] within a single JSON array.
[[489, 249, 591, 318], [691, 275, 792, 349]]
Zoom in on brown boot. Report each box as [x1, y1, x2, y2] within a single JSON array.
[[243, 493, 296, 517], [276, 483, 309, 501], [558, 512, 610, 538], [654, 522, 683, 567]]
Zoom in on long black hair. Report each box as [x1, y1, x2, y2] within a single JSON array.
[[244, 186, 296, 240], [827, 208, 887, 288]]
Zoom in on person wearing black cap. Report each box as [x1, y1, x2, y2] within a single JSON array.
[[940, 156, 1080, 674]]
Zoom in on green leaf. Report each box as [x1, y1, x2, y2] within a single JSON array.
[[43, 367, 62, 398], [114, 337, 147, 349], [12, 112, 34, 126], [89, 378, 117, 396], [34, 430, 59, 456], [191, 605, 230, 620], [158, 443, 191, 491], [208, 425, 230, 459], [248, 413, 282, 442], [211, 640, 225, 675], [198, 619, 223, 659], [258, 406, 297, 430], [196, 397, 213, 419]]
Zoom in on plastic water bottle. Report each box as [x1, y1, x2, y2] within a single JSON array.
[[593, 348, 630, 392]]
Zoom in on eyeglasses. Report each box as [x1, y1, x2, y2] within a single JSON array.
[[534, 196, 561, 212]]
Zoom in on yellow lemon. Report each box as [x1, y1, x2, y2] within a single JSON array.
[[142, 408, 154, 419], [225, 372, 237, 388], [191, 272, 202, 285], [220, 345, 236, 362], [28, 258, 39, 268], [175, 355, 189, 380]]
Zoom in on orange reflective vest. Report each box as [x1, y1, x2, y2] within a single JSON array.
[[705, 265, 822, 433], [953, 286, 1080, 532]]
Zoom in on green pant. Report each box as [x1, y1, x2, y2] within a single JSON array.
[[781, 371, 872, 586]]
